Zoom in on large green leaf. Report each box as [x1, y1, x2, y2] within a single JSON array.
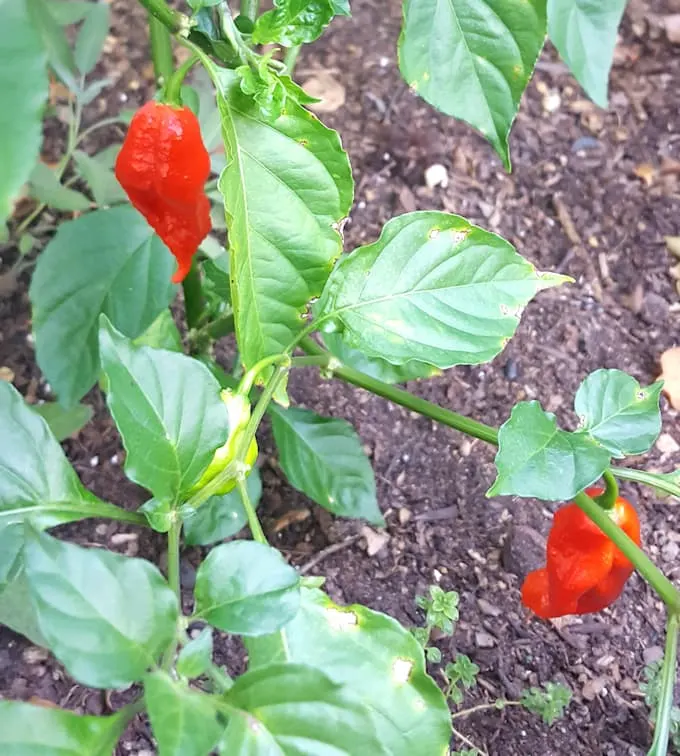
[[73, 149, 127, 207], [216, 69, 352, 373], [398, 0, 547, 169], [488, 401, 610, 500], [253, 0, 335, 46], [30, 206, 176, 406], [547, 0, 626, 108], [31, 401, 93, 441], [246, 589, 451, 755], [322, 332, 441, 384], [490, 369, 663, 501], [26, 0, 80, 93], [316, 212, 567, 369], [183, 468, 262, 546], [24, 525, 178, 688], [0, 381, 120, 628], [0, 569, 46, 646], [0, 0, 48, 225], [194, 540, 300, 636], [219, 663, 385, 755], [28, 162, 91, 212], [73, 0, 109, 76], [144, 671, 223, 756], [0, 700, 128, 756], [271, 405, 383, 524], [574, 369, 662, 458], [99, 319, 228, 503]]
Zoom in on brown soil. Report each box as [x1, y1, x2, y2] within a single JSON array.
[[2, 0, 680, 754]]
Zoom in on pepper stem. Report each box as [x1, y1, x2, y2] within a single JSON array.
[[163, 55, 199, 107], [594, 469, 618, 510]]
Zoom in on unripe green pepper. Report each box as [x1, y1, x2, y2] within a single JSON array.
[[189, 390, 258, 496]]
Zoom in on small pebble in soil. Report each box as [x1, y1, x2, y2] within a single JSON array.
[[504, 358, 519, 381], [110, 454, 119, 465], [89, 456, 99, 467], [424, 163, 449, 189], [22, 646, 49, 665], [475, 631, 496, 648]]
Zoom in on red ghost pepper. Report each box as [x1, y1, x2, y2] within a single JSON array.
[[522, 487, 641, 619], [115, 101, 211, 283]]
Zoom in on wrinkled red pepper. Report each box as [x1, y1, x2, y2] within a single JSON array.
[[522, 487, 641, 618], [115, 101, 211, 283]]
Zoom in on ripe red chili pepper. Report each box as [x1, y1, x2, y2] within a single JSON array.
[[521, 487, 641, 619], [115, 101, 211, 283]]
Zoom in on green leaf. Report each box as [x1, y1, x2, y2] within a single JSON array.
[[220, 663, 386, 755], [398, 0, 547, 169], [29, 206, 176, 406], [176, 628, 214, 678], [202, 256, 231, 306], [322, 331, 441, 384], [28, 162, 91, 211], [245, 588, 452, 754], [99, 318, 229, 503], [194, 540, 300, 636], [0, 0, 48, 225], [74, 1, 109, 76], [0, 382, 106, 573], [316, 212, 567, 369], [133, 308, 183, 352], [547, 0, 626, 108], [73, 149, 127, 206], [24, 524, 178, 688], [216, 68, 352, 374], [31, 401, 93, 441], [253, 0, 335, 46], [27, 0, 81, 93], [47, 0, 93, 25], [488, 401, 610, 500], [144, 671, 223, 756], [271, 406, 383, 524], [0, 569, 46, 646], [0, 700, 128, 755], [330, 0, 350, 15], [183, 468, 262, 546], [574, 369, 662, 458]]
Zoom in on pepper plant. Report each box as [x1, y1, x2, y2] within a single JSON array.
[[1, 0, 679, 754]]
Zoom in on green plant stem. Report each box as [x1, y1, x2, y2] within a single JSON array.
[[451, 701, 519, 720], [206, 663, 234, 692], [574, 491, 680, 612], [220, 2, 252, 63], [648, 612, 680, 756], [162, 517, 182, 669], [290, 354, 330, 368], [75, 116, 128, 145], [594, 469, 618, 510], [283, 45, 301, 75], [164, 55, 199, 105], [299, 337, 499, 446], [613, 467, 680, 500], [240, 0, 259, 22], [149, 14, 174, 86], [138, 0, 185, 33], [237, 477, 267, 544], [452, 726, 487, 756], [182, 260, 205, 332]]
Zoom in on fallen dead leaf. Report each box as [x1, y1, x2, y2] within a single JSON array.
[[633, 163, 656, 186], [270, 508, 311, 534], [301, 71, 345, 113], [664, 14, 680, 44], [658, 347, 680, 409], [665, 236, 680, 259], [360, 525, 389, 556]]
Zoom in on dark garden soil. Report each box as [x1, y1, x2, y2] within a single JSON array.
[[2, 0, 680, 753]]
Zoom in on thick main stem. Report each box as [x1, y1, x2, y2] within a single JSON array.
[[139, 0, 184, 33], [237, 477, 266, 544], [240, 0, 259, 22]]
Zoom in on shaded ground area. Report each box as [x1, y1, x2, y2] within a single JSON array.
[[1, 0, 680, 753]]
